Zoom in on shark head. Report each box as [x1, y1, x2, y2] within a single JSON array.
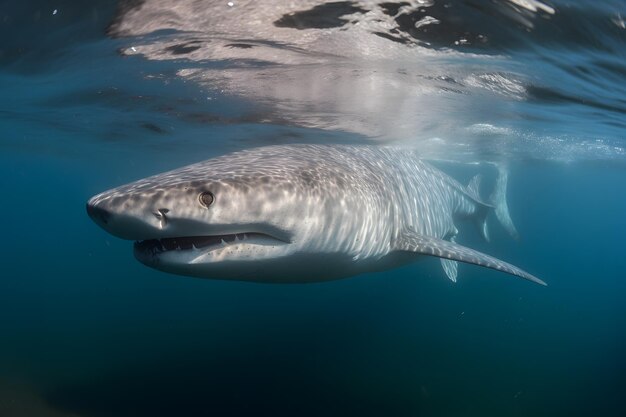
[[86, 146, 385, 281], [87, 168, 308, 280]]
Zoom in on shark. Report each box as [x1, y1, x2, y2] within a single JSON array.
[[86, 144, 545, 286]]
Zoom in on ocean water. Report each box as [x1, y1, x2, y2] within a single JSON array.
[[1, 1, 625, 416]]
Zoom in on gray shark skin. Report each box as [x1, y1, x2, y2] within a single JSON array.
[[87, 144, 545, 286]]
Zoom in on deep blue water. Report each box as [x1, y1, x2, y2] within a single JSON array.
[[1, 1, 625, 416]]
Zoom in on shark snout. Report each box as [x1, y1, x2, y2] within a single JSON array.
[[86, 196, 169, 240], [86, 201, 111, 226]]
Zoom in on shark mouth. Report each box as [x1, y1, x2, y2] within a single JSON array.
[[134, 232, 287, 255]]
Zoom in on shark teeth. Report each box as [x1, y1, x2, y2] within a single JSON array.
[[134, 232, 285, 255]]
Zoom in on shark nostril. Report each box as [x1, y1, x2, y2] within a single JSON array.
[[153, 208, 170, 227], [86, 203, 111, 225], [153, 208, 169, 219]]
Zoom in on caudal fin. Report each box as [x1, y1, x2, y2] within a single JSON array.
[[490, 166, 519, 240]]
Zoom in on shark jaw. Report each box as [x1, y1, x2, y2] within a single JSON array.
[[134, 232, 285, 256], [132, 231, 294, 278]]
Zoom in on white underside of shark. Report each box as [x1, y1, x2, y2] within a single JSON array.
[[87, 144, 545, 286]]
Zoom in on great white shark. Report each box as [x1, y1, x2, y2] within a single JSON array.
[[87, 144, 545, 286]]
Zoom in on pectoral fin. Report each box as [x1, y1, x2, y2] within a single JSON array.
[[393, 232, 546, 286], [440, 258, 458, 282], [440, 235, 458, 282]]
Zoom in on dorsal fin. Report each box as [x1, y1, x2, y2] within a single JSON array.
[[467, 174, 482, 200], [393, 232, 546, 286]]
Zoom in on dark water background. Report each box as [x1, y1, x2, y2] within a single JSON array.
[[1, 1, 625, 416]]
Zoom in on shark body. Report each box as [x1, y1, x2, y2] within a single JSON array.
[[87, 144, 544, 286]]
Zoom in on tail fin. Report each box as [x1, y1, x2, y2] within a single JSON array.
[[466, 174, 490, 242], [490, 166, 519, 240]]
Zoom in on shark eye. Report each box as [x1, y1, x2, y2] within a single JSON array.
[[199, 191, 215, 208]]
